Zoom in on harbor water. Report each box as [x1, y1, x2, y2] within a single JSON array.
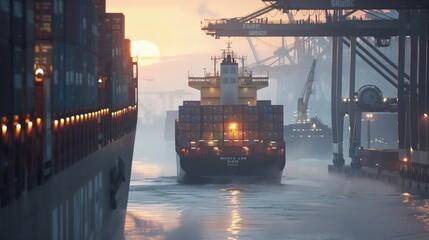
[[125, 124, 429, 240]]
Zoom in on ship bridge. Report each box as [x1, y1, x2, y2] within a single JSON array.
[[188, 74, 268, 90], [188, 49, 269, 106]]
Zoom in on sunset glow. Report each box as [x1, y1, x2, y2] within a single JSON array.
[[131, 40, 161, 66]]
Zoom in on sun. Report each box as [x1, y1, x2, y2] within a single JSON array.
[[131, 40, 161, 66]]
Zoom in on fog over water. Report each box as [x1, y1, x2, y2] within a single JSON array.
[[125, 123, 429, 240]]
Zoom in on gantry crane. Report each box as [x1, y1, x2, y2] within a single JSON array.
[[254, 1, 429, 170], [138, 90, 193, 113], [260, 0, 429, 10], [297, 59, 317, 123], [201, 0, 429, 170]]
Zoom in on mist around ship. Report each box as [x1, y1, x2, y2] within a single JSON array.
[[125, 120, 429, 240], [127, 46, 423, 239]]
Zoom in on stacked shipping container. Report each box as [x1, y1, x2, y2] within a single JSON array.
[[176, 101, 284, 150], [0, 0, 36, 205], [0, 0, 35, 117], [105, 13, 133, 109], [0, 0, 138, 208]]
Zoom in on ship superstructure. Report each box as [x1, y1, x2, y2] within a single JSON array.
[[0, 1, 137, 239], [175, 46, 285, 183]]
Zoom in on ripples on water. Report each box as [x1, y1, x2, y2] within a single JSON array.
[[126, 126, 429, 240]]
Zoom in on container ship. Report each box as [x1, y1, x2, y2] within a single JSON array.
[[283, 59, 332, 159], [0, 1, 137, 239], [175, 46, 285, 183], [284, 116, 332, 159]]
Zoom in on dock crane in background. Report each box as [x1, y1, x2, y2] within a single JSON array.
[[137, 89, 193, 125], [139, 78, 193, 113], [284, 58, 333, 159], [201, 0, 429, 168], [204, 2, 312, 66], [297, 59, 317, 123], [138, 90, 193, 114]]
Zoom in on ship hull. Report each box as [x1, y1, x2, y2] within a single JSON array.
[[177, 154, 285, 184], [284, 121, 333, 160], [0, 131, 136, 240]]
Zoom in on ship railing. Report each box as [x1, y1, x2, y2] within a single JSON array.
[[201, 18, 230, 29], [0, 104, 138, 208], [188, 77, 219, 88], [239, 77, 269, 86], [400, 162, 429, 183], [202, 16, 391, 31]]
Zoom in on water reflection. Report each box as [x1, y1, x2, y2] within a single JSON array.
[[401, 192, 429, 230], [223, 188, 242, 239], [402, 192, 412, 203], [131, 160, 162, 179], [416, 200, 429, 229], [127, 125, 429, 239], [125, 211, 164, 240], [125, 203, 180, 240]]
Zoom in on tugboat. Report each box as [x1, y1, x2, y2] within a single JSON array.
[[284, 115, 332, 159], [175, 45, 285, 183]]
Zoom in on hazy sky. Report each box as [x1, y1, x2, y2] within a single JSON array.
[[105, 0, 332, 122], [104, 1, 397, 127], [106, 0, 266, 57], [105, 0, 282, 103]]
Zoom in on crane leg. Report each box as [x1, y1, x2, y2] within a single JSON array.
[[331, 33, 345, 166]]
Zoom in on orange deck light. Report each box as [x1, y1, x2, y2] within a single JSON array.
[[15, 123, 22, 140], [2, 124, 7, 135], [229, 122, 238, 131], [27, 121, 33, 134], [36, 118, 42, 127]]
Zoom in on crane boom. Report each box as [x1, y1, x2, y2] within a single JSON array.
[[261, 0, 429, 10], [297, 59, 317, 123]]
